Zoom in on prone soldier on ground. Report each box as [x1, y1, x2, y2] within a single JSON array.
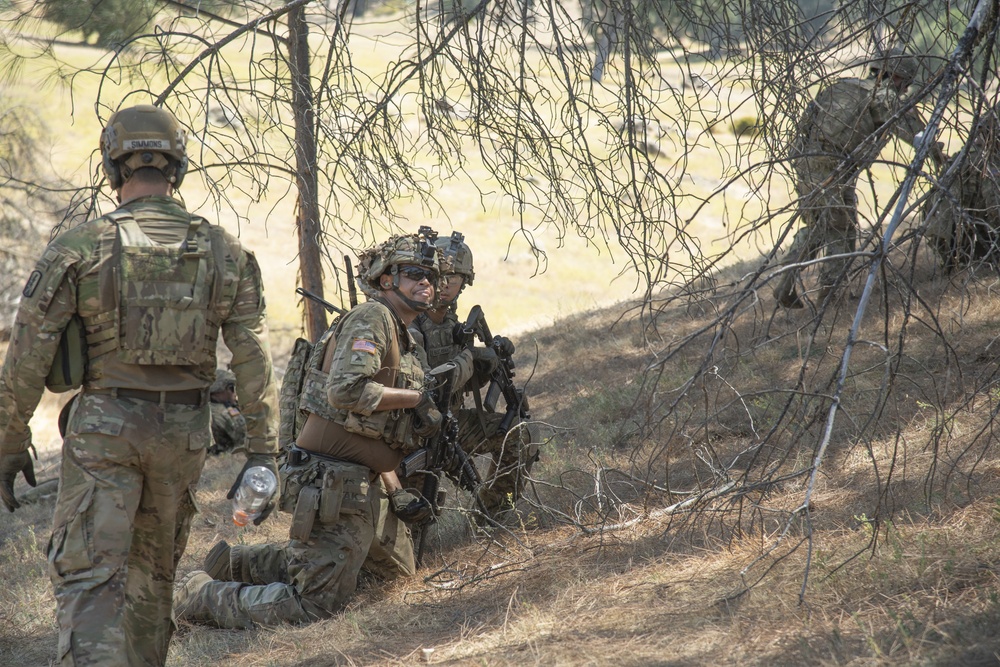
[[173, 232, 445, 628], [0, 103, 280, 666], [408, 229, 540, 522], [775, 46, 947, 308]]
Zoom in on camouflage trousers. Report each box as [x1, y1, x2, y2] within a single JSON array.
[[456, 410, 540, 513], [781, 156, 860, 289], [49, 392, 210, 666], [181, 456, 414, 628]]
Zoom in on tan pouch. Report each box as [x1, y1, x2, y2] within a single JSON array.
[[343, 411, 386, 439], [318, 470, 345, 523], [289, 485, 320, 542], [278, 468, 304, 514]]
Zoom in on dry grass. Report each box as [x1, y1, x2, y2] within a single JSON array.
[[10, 257, 1000, 666], [4, 12, 1000, 667]]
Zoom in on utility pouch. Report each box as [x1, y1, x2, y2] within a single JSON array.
[[342, 411, 386, 440], [278, 467, 305, 514], [46, 315, 87, 393], [318, 470, 345, 523], [289, 485, 320, 542]]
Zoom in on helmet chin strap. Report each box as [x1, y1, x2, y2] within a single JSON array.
[[386, 269, 434, 312], [394, 286, 434, 311]]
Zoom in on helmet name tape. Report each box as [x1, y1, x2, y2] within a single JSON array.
[[123, 139, 170, 151]]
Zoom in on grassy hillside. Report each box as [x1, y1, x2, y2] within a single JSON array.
[[3, 9, 999, 667], [5, 253, 1000, 665]]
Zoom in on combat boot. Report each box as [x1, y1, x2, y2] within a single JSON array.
[[774, 274, 804, 309], [172, 570, 214, 622], [204, 541, 232, 580], [172, 570, 255, 628]]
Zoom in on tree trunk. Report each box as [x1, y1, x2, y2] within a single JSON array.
[[288, 4, 327, 341]]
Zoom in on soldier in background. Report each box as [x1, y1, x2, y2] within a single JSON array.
[[173, 233, 441, 628], [208, 368, 247, 454], [923, 107, 1000, 269], [0, 104, 279, 666], [775, 47, 947, 308], [409, 231, 539, 521]]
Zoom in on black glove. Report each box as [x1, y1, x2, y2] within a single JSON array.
[[413, 391, 443, 438], [472, 346, 499, 377], [389, 488, 433, 524], [227, 453, 280, 526], [0, 449, 37, 513], [493, 336, 515, 357]]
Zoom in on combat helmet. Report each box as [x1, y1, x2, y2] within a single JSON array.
[[441, 231, 475, 286], [210, 368, 237, 395], [870, 47, 920, 89], [100, 104, 189, 190], [355, 231, 446, 311]]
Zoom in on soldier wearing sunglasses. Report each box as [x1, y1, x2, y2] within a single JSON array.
[[174, 233, 444, 628]]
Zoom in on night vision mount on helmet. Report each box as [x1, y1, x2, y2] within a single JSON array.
[[101, 104, 189, 190], [355, 232, 446, 311], [441, 231, 474, 286]]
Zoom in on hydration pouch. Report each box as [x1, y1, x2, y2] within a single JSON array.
[[45, 315, 88, 393], [289, 485, 320, 542]]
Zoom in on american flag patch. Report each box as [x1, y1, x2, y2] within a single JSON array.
[[352, 339, 377, 354]]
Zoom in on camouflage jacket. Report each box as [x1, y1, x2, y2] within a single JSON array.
[[794, 76, 938, 168], [0, 195, 279, 455], [324, 298, 426, 451], [409, 306, 484, 410]]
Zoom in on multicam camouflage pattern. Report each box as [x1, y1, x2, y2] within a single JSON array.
[[175, 459, 413, 627], [354, 233, 441, 291], [923, 110, 1000, 268], [51, 392, 210, 665], [325, 299, 427, 452], [781, 76, 935, 288], [209, 402, 246, 454], [0, 194, 278, 665], [175, 293, 422, 628], [0, 195, 279, 457], [410, 310, 538, 514]]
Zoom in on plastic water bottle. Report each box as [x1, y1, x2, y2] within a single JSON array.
[[232, 466, 277, 527]]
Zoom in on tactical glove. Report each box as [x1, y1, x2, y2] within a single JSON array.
[[389, 488, 433, 524], [1, 449, 37, 513], [472, 346, 499, 377], [227, 453, 281, 526], [413, 391, 443, 438], [494, 336, 515, 357]]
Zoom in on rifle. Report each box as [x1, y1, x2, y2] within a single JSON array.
[[344, 255, 359, 308], [295, 287, 347, 316], [397, 361, 484, 567], [458, 305, 530, 434]]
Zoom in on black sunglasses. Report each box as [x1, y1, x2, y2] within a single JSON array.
[[398, 266, 436, 282]]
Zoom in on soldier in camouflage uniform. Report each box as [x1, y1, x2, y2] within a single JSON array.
[[923, 107, 1000, 269], [173, 233, 443, 628], [0, 104, 279, 666], [208, 368, 247, 454], [775, 47, 947, 308], [409, 231, 539, 518]]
